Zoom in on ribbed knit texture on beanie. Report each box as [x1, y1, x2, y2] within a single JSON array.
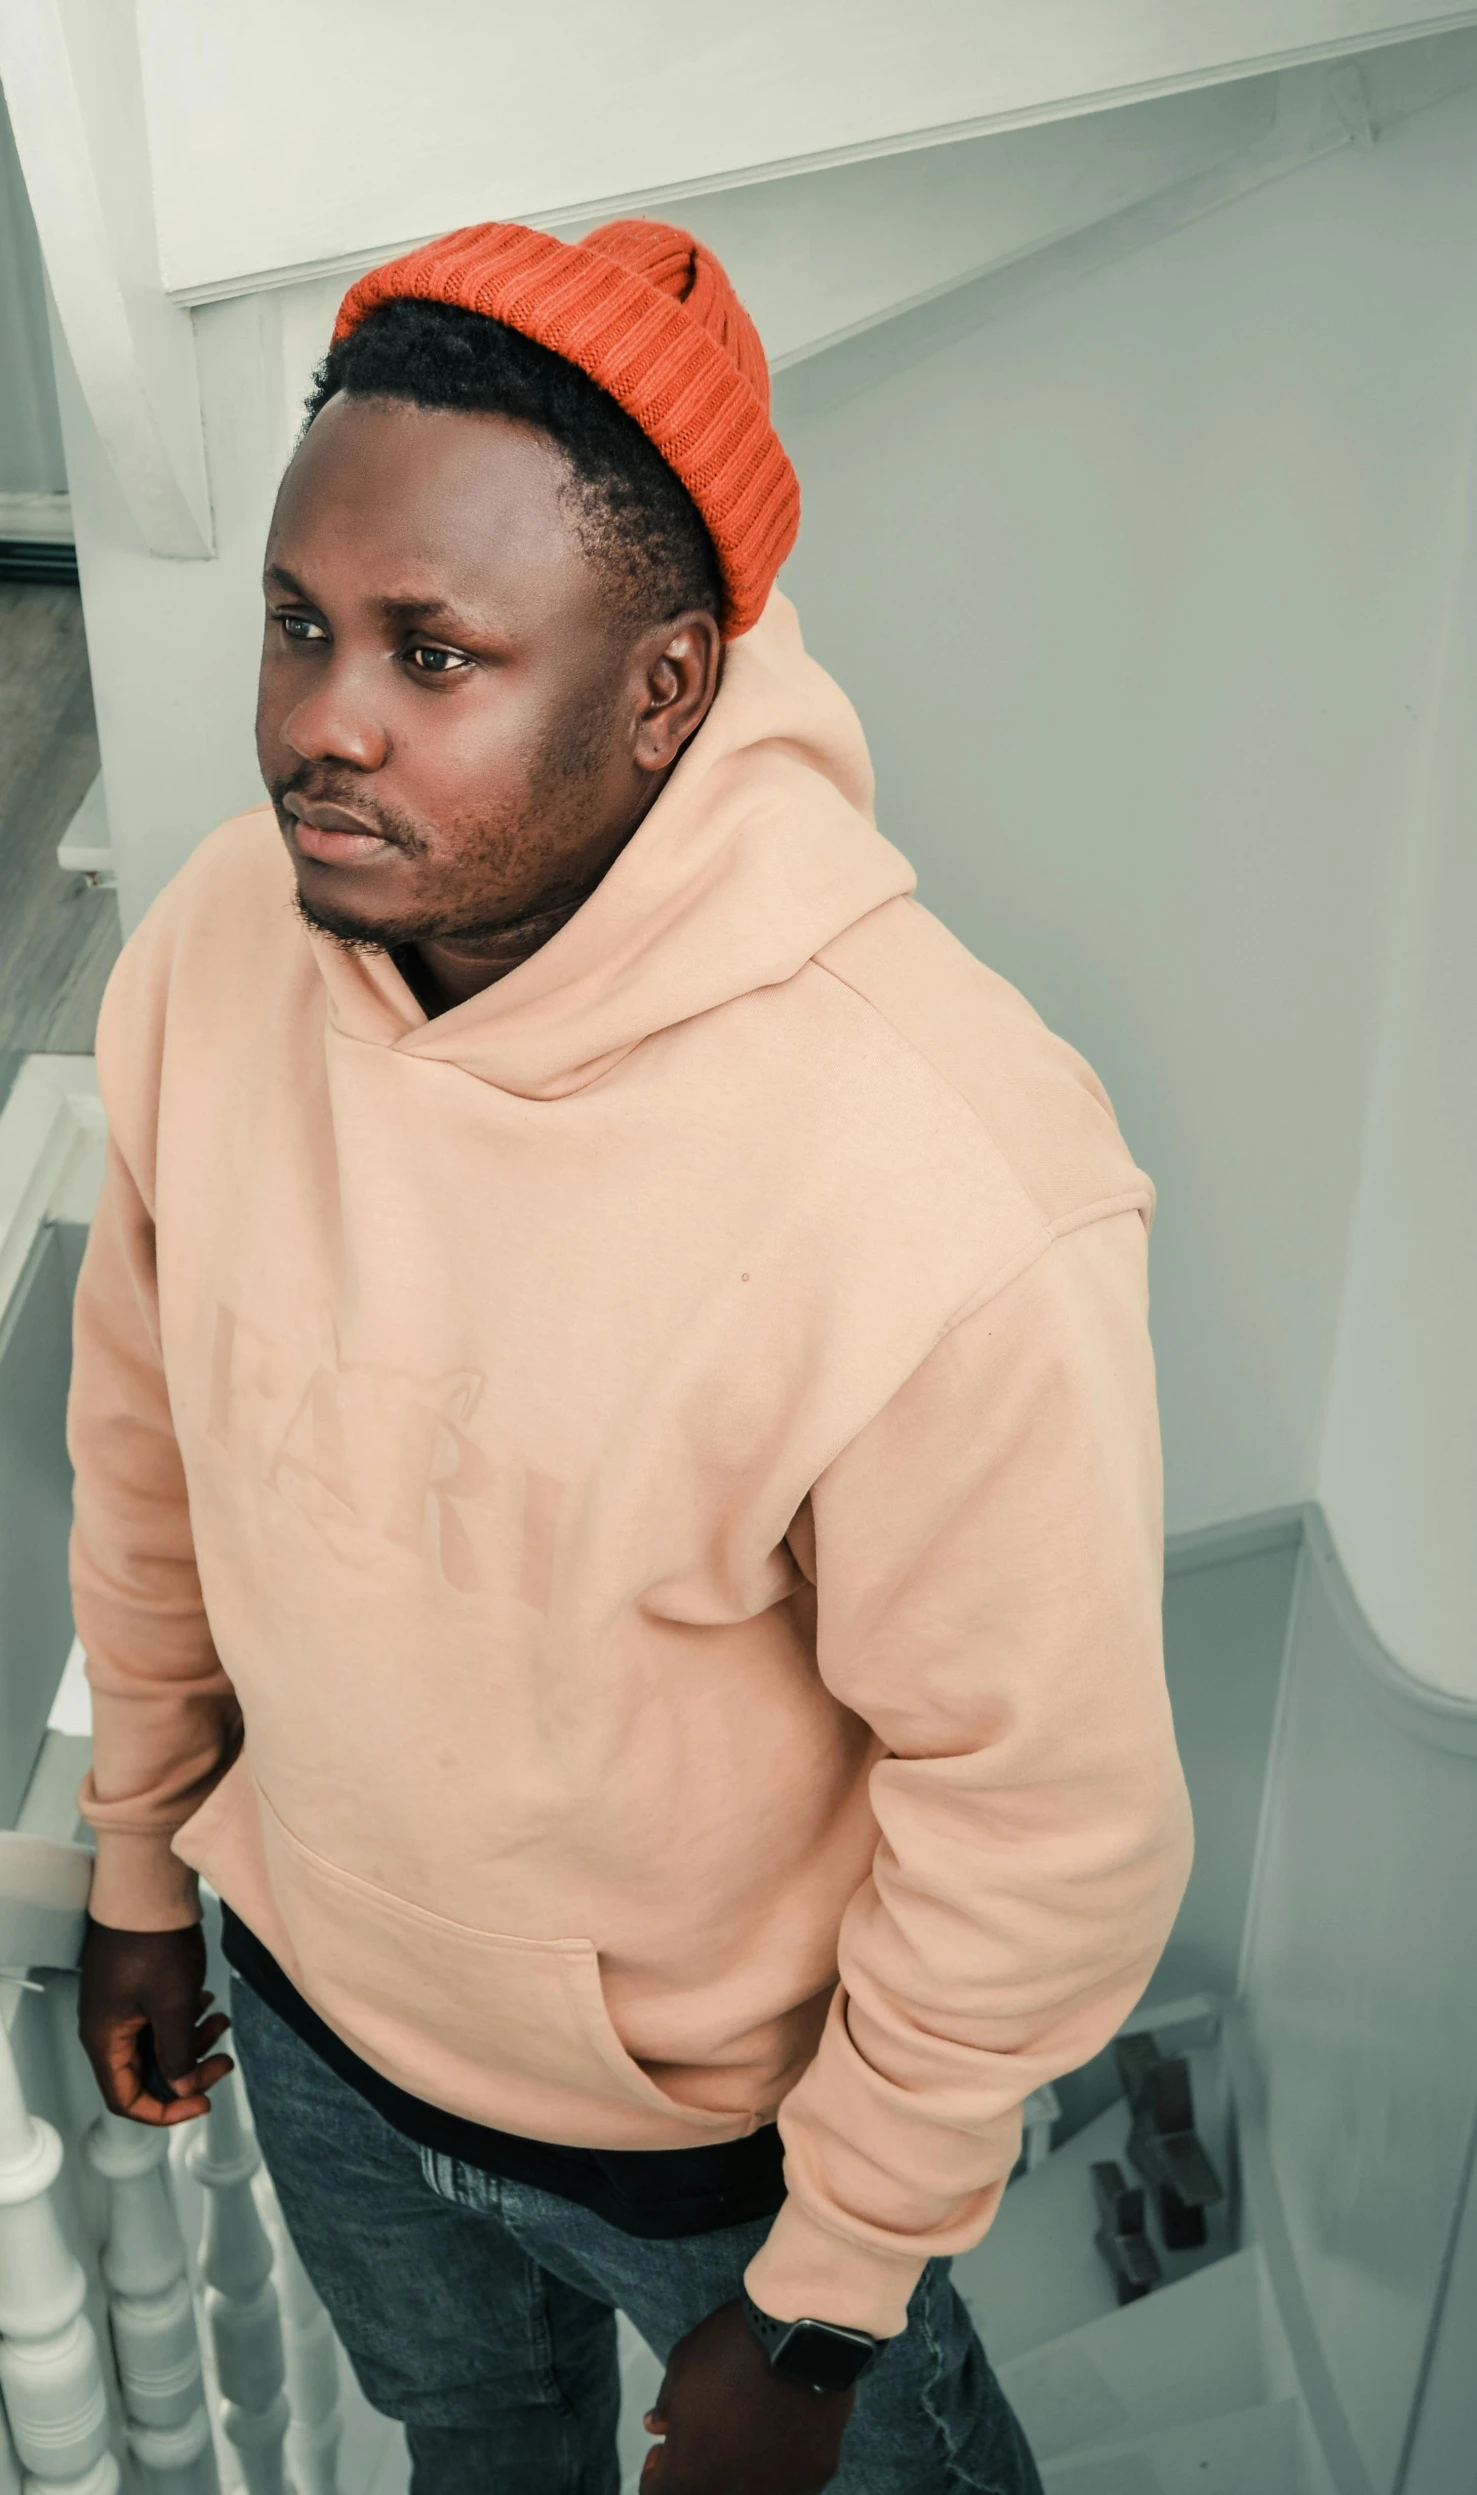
[[333, 219, 799, 637]]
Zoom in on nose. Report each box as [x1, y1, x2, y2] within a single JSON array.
[[281, 661, 389, 772]]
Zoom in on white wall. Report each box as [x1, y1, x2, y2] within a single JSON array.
[[32, 29, 1477, 1623], [775, 81, 1477, 1541], [47, 286, 275, 920], [0, 81, 65, 496], [1239, 1514, 1477, 2491], [1318, 402, 1477, 1701]]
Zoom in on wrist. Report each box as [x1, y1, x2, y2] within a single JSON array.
[[84, 1825, 201, 1931]]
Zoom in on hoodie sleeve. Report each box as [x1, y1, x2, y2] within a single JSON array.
[[68, 1126, 241, 1929], [743, 1205, 1193, 2340]]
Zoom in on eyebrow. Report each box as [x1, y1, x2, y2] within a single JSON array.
[[263, 563, 487, 636], [263, 562, 315, 600], [378, 593, 474, 630]]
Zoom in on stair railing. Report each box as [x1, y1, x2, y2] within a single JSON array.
[[86, 2111, 217, 2495], [0, 1992, 119, 2495], [252, 2177, 343, 2495], [186, 2071, 294, 2495], [1, 1832, 343, 2495]]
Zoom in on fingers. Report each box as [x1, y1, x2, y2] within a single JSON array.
[[95, 2020, 151, 2117], [149, 2037, 236, 2125], [151, 1989, 210, 2091], [640, 2383, 668, 2489], [101, 2030, 176, 2125], [93, 2014, 235, 2126], [77, 1925, 220, 2128], [120, 2055, 235, 2127]]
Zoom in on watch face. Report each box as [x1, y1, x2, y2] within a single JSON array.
[[773, 2320, 875, 2395]]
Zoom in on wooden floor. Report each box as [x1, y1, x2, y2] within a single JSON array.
[[0, 582, 120, 1068]]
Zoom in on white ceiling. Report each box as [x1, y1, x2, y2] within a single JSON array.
[[136, 0, 1477, 298]]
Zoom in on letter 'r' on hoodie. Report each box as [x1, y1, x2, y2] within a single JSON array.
[[68, 592, 1193, 2338]]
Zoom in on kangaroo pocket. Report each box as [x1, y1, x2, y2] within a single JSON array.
[[241, 1779, 751, 2151]]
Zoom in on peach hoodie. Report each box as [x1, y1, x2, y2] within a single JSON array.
[[70, 592, 1192, 2337]]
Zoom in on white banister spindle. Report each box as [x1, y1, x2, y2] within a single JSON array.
[[250, 2190, 337, 2495], [1, 2383, 21, 2495], [0, 2006, 118, 2495], [185, 2081, 291, 2495], [85, 2113, 216, 2495], [252, 2181, 339, 2495], [127, 2410, 218, 2495]]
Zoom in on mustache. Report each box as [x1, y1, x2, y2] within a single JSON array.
[[271, 768, 428, 854]]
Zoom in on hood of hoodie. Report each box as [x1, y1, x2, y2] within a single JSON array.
[[303, 591, 917, 1097]]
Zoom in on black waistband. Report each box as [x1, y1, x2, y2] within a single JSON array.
[[219, 1902, 787, 2239]]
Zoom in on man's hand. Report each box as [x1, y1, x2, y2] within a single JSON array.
[[640, 2297, 855, 2493], [78, 1919, 234, 2125]]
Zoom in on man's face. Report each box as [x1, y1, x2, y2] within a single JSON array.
[[256, 392, 711, 969]]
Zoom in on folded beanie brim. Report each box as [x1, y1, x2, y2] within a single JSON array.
[[333, 221, 799, 639]]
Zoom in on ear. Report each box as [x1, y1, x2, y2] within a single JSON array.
[[632, 612, 724, 775]]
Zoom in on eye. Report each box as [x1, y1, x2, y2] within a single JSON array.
[[407, 644, 471, 675], [278, 612, 327, 642]]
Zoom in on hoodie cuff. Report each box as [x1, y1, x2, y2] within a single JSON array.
[[742, 2197, 926, 2341], [85, 1828, 202, 1931]]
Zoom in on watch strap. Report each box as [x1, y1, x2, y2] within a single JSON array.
[[741, 2292, 879, 2392], [742, 2292, 792, 2360]]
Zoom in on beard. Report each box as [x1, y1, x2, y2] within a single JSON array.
[[289, 858, 596, 965]]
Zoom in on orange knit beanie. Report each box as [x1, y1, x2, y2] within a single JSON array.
[[333, 219, 799, 638]]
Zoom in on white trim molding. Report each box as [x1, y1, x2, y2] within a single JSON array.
[[56, 773, 116, 890], [0, 1055, 105, 1325], [0, 489, 72, 543], [0, 0, 212, 558]]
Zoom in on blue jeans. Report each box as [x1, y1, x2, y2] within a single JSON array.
[[231, 1974, 1043, 2494]]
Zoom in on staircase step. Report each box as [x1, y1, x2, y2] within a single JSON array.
[[955, 2051, 1235, 2368], [1041, 2394, 1306, 2494], [955, 2099, 1124, 2361], [998, 2247, 1267, 2460]]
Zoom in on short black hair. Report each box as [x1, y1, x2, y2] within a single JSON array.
[[303, 297, 724, 633]]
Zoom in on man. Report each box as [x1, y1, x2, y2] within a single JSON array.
[[72, 218, 1192, 2495]]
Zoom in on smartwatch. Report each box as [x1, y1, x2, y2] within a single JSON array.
[[741, 2291, 880, 2394]]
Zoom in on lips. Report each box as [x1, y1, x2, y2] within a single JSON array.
[[284, 798, 395, 868], [291, 819, 395, 867]]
